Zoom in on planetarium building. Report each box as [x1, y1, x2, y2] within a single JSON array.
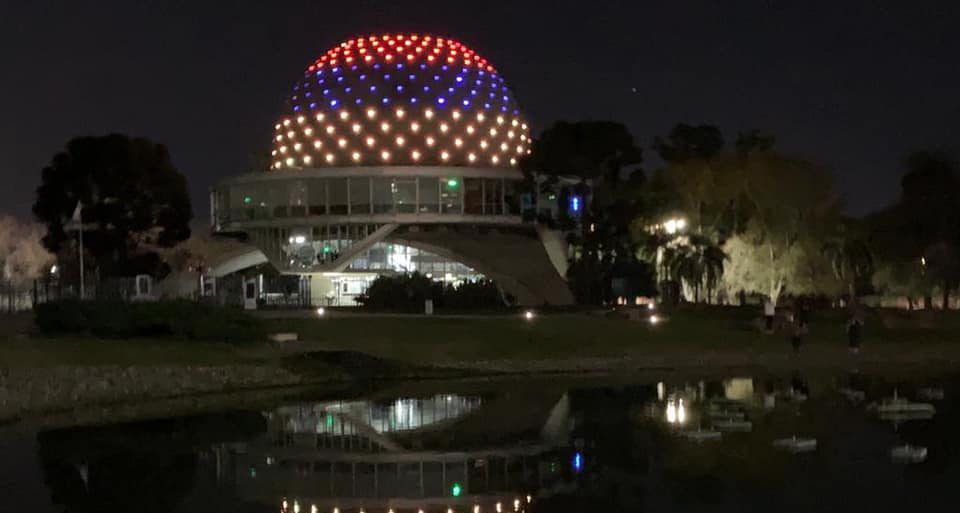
[[212, 34, 572, 306]]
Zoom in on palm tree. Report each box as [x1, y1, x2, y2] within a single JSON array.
[[662, 234, 727, 303]]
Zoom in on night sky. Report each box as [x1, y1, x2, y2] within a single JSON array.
[[2, 1, 958, 222]]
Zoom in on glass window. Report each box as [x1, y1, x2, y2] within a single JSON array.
[[328, 178, 348, 215], [308, 179, 326, 216], [505, 180, 521, 216], [288, 180, 307, 217], [464, 177, 482, 215], [418, 177, 439, 213], [373, 177, 394, 214], [484, 178, 503, 215], [393, 178, 417, 214], [350, 177, 371, 214], [440, 177, 461, 214], [268, 182, 287, 218]]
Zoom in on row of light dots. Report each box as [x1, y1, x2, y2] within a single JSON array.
[[309, 35, 494, 72], [272, 108, 528, 168], [281, 498, 531, 513]]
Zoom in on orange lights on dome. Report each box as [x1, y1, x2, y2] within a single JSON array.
[[273, 33, 528, 169]]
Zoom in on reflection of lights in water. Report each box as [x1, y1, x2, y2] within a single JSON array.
[[657, 382, 665, 401], [293, 501, 300, 513], [514, 498, 521, 511], [526, 495, 532, 504], [276, 394, 483, 435], [474, 506, 480, 513], [496, 502, 503, 513], [666, 399, 687, 424]]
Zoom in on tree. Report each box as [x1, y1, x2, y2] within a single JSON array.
[[868, 150, 960, 309], [653, 123, 724, 163], [822, 224, 874, 304], [715, 151, 839, 305], [661, 234, 727, 303], [33, 135, 192, 280], [521, 121, 653, 305]]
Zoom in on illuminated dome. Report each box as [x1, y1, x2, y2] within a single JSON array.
[[270, 33, 531, 170]]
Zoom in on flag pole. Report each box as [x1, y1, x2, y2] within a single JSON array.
[[77, 202, 85, 300]]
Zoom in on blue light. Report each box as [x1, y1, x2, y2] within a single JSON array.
[[318, 79, 325, 84], [396, 63, 404, 69], [396, 85, 404, 92], [330, 100, 338, 107], [374, 64, 381, 70], [337, 76, 344, 82], [462, 99, 471, 107], [409, 74, 415, 80], [351, 65, 358, 71], [571, 196, 582, 213], [478, 70, 485, 76], [423, 86, 430, 92], [355, 98, 363, 104], [293, 105, 300, 111], [484, 103, 491, 109], [344, 87, 351, 93], [309, 102, 317, 109], [382, 97, 390, 104], [437, 97, 446, 105], [448, 87, 455, 93], [332, 67, 340, 73], [305, 92, 312, 97], [359, 74, 367, 80], [434, 75, 440, 81], [471, 90, 478, 95], [384, 74, 391, 80], [475, 79, 482, 85], [316, 70, 324, 76], [419, 64, 427, 70], [456, 76, 464, 83], [322, 89, 330, 95], [573, 452, 583, 472], [410, 97, 418, 103], [370, 85, 377, 92], [489, 92, 495, 98], [442, 65, 449, 71]]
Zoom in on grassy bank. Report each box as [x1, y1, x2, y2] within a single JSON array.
[[4, 306, 960, 370]]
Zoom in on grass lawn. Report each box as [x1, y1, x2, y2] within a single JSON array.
[[4, 306, 960, 369], [269, 306, 960, 366]]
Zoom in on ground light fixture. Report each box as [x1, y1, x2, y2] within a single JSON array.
[[647, 302, 656, 311], [316, 307, 326, 317], [524, 310, 535, 320], [649, 314, 660, 325]]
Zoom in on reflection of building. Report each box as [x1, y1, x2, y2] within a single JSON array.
[[228, 391, 575, 512], [211, 33, 573, 306]]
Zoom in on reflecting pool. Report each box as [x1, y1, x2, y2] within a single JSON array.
[[3, 371, 960, 512]]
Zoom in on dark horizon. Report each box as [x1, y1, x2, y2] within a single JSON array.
[[2, 0, 958, 223]]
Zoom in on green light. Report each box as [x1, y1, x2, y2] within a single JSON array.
[[447, 178, 459, 188], [243, 196, 253, 204], [325, 414, 334, 428], [451, 482, 462, 497], [323, 245, 332, 254]]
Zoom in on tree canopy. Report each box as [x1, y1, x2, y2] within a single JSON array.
[[33, 134, 192, 278]]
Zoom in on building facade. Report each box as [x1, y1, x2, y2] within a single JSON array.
[[212, 33, 573, 306]]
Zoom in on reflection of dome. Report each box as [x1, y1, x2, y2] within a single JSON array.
[[271, 34, 531, 170]]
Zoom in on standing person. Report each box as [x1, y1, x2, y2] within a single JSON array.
[[847, 307, 864, 354], [763, 297, 776, 333], [790, 313, 805, 354]]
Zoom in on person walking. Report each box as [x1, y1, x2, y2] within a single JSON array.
[[763, 298, 776, 333], [847, 307, 864, 354]]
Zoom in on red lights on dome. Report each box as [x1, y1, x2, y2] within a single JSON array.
[[273, 33, 528, 169]]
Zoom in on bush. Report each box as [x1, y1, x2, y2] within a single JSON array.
[[356, 273, 508, 313], [35, 300, 265, 343]]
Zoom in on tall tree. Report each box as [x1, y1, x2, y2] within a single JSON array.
[[521, 121, 650, 304], [33, 135, 192, 280], [0, 216, 54, 311], [822, 222, 874, 303], [653, 123, 724, 163]]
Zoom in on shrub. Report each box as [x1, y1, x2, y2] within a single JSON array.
[[356, 273, 508, 313], [34, 300, 265, 343]]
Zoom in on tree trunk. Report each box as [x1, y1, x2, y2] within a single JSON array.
[[907, 296, 915, 310], [924, 294, 933, 310]]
